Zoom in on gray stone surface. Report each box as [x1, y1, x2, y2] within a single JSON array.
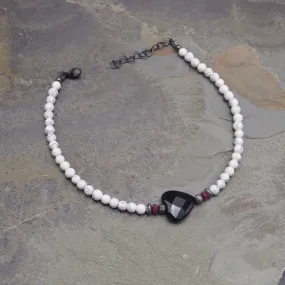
[[1, 0, 285, 284]]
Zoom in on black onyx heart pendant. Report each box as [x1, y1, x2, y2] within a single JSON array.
[[161, 191, 196, 222]]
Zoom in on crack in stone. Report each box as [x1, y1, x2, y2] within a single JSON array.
[[245, 128, 285, 139], [2, 209, 53, 233]]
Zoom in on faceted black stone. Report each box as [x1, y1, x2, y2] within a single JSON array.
[[161, 190, 196, 221]]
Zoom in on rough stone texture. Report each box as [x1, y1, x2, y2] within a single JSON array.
[[1, 0, 285, 284]]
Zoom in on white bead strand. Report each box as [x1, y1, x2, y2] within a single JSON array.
[[48, 88, 58, 97], [77, 179, 87, 190], [210, 72, 219, 82], [178, 46, 243, 198], [101, 194, 111, 205], [84, 185, 94, 196], [49, 141, 58, 149], [44, 110, 54, 119], [118, 201, 128, 211], [178, 48, 187, 57], [52, 81, 61, 90], [65, 168, 75, 178], [45, 103, 54, 112], [209, 185, 220, 196], [92, 189, 103, 201], [52, 147, 62, 157], [184, 52, 194, 62], [136, 204, 146, 215], [55, 155, 65, 164], [60, 161, 70, 171], [224, 91, 234, 101], [197, 63, 207, 73], [46, 95, 56, 104], [191, 58, 200, 68], [109, 198, 119, 208], [71, 175, 81, 184], [215, 79, 224, 88], [127, 202, 137, 213], [45, 118, 54, 126], [204, 68, 213, 77]]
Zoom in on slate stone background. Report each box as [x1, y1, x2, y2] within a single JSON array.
[[1, 1, 285, 285]]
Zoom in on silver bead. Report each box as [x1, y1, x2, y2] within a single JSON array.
[[146, 204, 152, 215], [205, 188, 213, 198], [158, 204, 166, 215], [195, 194, 203, 204]]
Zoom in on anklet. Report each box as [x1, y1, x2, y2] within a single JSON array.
[[44, 39, 244, 222]]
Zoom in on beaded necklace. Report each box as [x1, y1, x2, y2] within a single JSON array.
[[44, 39, 243, 222]]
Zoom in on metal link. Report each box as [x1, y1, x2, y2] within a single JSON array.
[[56, 68, 81, 81], [110, 38, 179, 69]]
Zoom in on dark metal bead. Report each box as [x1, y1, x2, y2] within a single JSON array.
[[55, 71, 67, 82], [146, 203, 152, 215], [195, 194, 203, 204], [169, 39, 181, 50], [205, 188, 213, 198], [158, 204, 166, 215]]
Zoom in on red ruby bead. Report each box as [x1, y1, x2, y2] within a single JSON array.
[[152, 204, 159, 215], [201, 191, 209, 201]]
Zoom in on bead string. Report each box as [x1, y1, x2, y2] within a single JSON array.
[[44, 42, 243, 216]]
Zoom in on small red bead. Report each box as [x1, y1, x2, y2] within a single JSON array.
[[201, 191, 209, 201], [152, 204, 159, 215]]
